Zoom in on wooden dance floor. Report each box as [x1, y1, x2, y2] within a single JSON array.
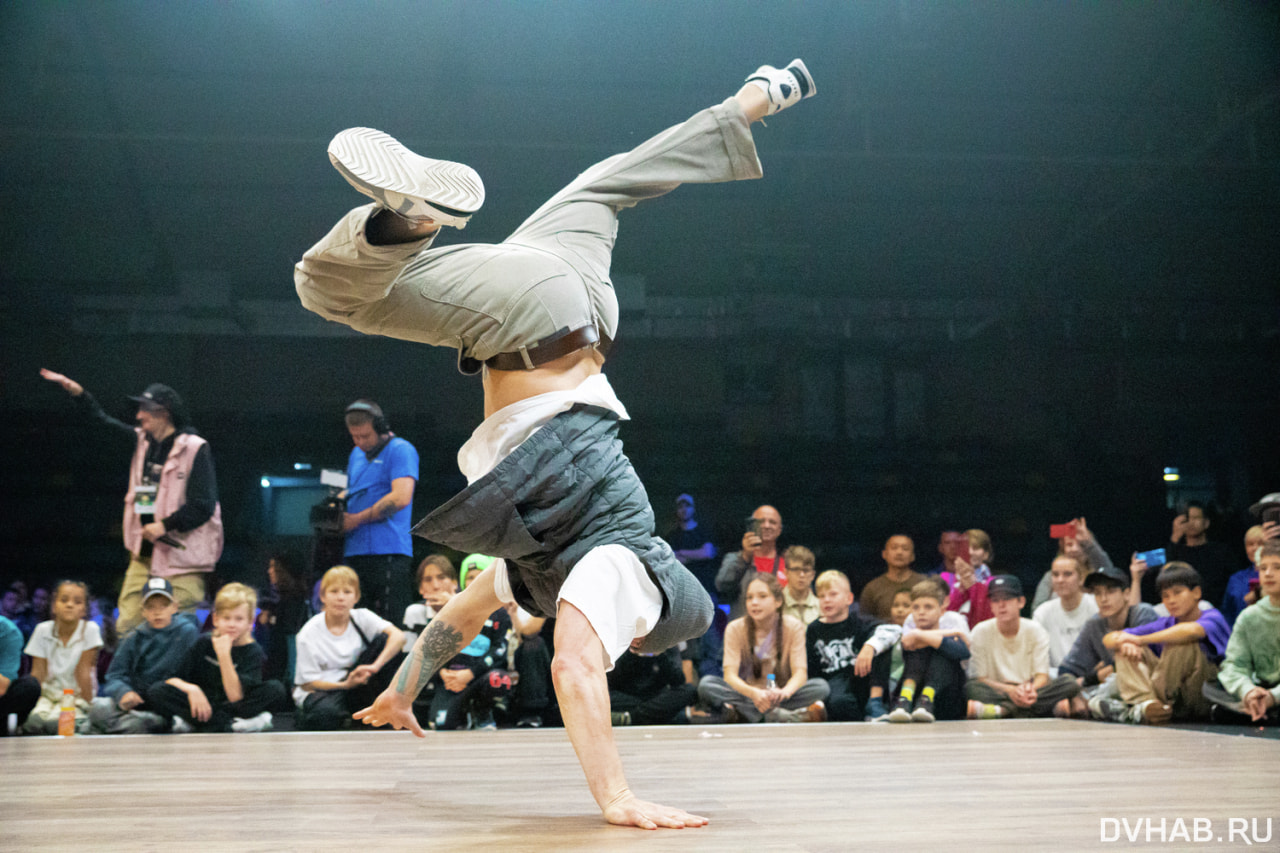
[[4, 719, 1276, 851]]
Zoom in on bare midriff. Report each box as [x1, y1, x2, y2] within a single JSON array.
[[482, 346, 605, 419]]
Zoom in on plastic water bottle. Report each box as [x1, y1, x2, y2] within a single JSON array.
[[766, 673, 776, 691], [58, 688, 76, 737]]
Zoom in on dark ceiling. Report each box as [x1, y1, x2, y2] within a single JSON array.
[[2, 1, 1277, 324]]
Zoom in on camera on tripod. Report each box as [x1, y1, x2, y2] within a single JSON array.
[[309, 469, 349, 537]]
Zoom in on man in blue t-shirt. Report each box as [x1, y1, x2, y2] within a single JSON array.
[[342, 399, 419, 622]]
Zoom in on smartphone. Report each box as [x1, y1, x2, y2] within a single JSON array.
[[1049, 523, 1075, 539], [1248, 578, 1261, 596], [955, 540, 970, 565], [744, 517, 762, 536], [1134, 548, 1167, 568]]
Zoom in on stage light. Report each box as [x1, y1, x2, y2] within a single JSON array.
[[293, 462, 312, 471], [1163, 467, 1180, 482], [261, 477, 271, 488]]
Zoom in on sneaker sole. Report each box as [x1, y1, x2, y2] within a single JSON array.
[[887, 708, 913, 723], [327, 127, 485, 221], [910, 708, 935, 723]]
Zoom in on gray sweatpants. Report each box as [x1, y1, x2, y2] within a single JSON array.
[[295, 98, 763, 370]]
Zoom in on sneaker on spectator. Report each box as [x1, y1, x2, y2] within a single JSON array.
[[231, 711, 273, 733], [864, 697, 889, 722], [803, 701, 827, 723], [515, 714, 543, 728], [1087, 694, 1128, 723], [474, 709, 498, 731], [887, 698, 913, 723], [610, 710, 632, 726], [170, 716, 193, 734], [1133, 699, 1173, 725], [910, 698, 936, 723], [966, 700, 1006, 720]]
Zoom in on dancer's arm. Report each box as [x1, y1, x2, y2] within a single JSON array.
[[353, 569, 499, 734]]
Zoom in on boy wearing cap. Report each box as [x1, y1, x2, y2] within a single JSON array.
[[39, 369, 223, 636], [1057, 564, 1158, 720], [965, 575, 1081, 718], [90, 578, 201, 733], [1105, 563, 1231, 724]]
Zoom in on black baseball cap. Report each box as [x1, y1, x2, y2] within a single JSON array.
[[987, 575, 1024, 600], [1249, 493, 1280, 517], [129, 383, 187, 426], [1083, 565, 1130, 591]]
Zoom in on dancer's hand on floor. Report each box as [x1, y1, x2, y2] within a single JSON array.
[[602, 791, 709, 831], [353, 688, 425, 737]]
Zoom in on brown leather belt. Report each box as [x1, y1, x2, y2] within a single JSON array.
[[484, 325, 612, 371]]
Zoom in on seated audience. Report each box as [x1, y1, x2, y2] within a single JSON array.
[[90, 578, 200, 734], [698, 574, 828, 723], [401, 554, 458, 648], [608, 646, 701, 726], [781, 546, 820, 625], [418, 596, 512, 731], [0, 614, 39, 735], [147, 583, 287, 733], [664, 493, 718, 599], [1205, 540, 1280, 722], [928, 530, 963, 577], [1156, 501, 1237, 608], [23, 580, 101, 734], [946, 529, 995, 629], [885, 589, 913, 696], [888, 579, 971, 723], [1032, 555, 1098, 674], [506, 600, 554, 728], [1219, 525, 1267, 627], [965, 576, 1081, 718], [1104, 563, 1231, 724], [1056, 565, 1158, 720], [1, 583, 37, 641], [805, 570, 899, 722], [715, 504, 787, 619], [860, 535, 925, 621], [293, 566, 406, 731], [256, 550, 311, 683]]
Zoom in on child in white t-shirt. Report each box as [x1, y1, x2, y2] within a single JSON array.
[[23, 580, 102, 734], [294, 566, 405, 730]]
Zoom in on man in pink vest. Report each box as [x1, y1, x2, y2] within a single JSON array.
[[40, 370, 223, 636]]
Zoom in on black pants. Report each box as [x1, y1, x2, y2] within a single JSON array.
[[0, 675, 40, 735], [824, 651, 893, 722], [147, 680, 289, 733], [512, 633, 555, 722], [345, 553, 414, 624], [610, 683, 699, 724], [421, 668, 513, 730], [899, 647, 967, 721], [297, 633, 402, 730]]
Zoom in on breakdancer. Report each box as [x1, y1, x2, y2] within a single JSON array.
[[295, 60, 816, 829]]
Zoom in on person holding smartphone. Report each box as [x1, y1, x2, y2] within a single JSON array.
[[715, 505, 786, 620]]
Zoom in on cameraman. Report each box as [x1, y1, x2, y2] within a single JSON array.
[[341, 400, 418, 622]]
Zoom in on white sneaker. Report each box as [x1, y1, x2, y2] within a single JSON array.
[[328, 128, 485, 229], [744, 59, 817, 115], [170, 716, 193, 734], [231, 711, 274, 733]]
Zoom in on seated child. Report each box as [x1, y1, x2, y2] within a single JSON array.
[[293, 566, 406, 730], [90, 578, 201, 733], [965, 575, 1081, 718], [401, 554, 458, 648], [1104, 562, 1231, 724], [885, 588, 912, 700], [1057, 565, 1158, 720], [147, 582, 287, 732], [1032, 555, 1099, 675], [1205, 540, 1280, 722], [607, 646, 700, 726], [805, 570, 899, 722], [1, 614, 40, 735], [420, 598, 513, 731], [22, 580, 102, 734], [697, 574, 829, 723], [888, 578, 971, 723], [946, 529, 995, 629], [780, 545, 821, 626]]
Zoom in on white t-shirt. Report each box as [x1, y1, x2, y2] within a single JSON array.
[[969, 618, 1051, 684], [292, 608, 391, 706], [24, 620, 103, 702], [1033, 594, 1099, 672], [458, 373, 660, 670]]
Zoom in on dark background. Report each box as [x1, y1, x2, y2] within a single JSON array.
[[2, 2, 1277, 600]]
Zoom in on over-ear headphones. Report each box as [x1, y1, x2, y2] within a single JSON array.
[[345, 399, 390, 435]]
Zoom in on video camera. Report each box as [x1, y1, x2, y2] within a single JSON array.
[[309, 469, 349, 537]]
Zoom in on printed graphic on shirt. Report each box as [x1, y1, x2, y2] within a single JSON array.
[[813, 636, 860, 674]]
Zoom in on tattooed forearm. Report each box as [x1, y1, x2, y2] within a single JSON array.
[[393, 619, 466, 698]]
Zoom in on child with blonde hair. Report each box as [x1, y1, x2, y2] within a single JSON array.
[[147, 582, 287, 732], [22, 580, 102, 734]]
